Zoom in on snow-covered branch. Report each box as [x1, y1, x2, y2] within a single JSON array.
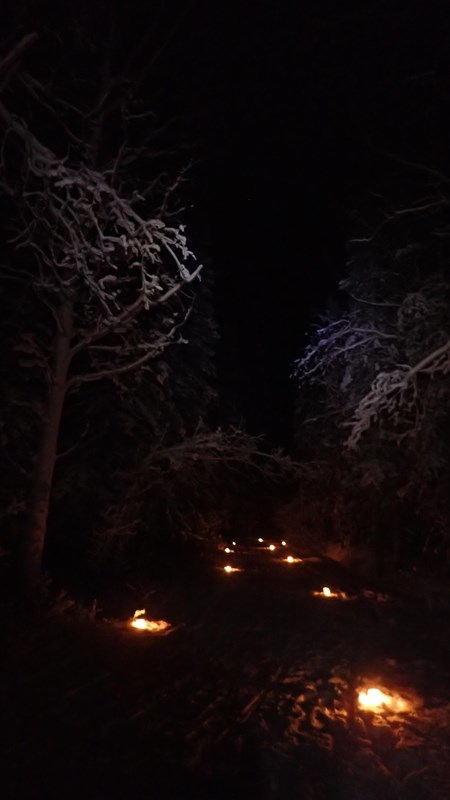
[[68, 319, 187, 387], [346, 337, 450, 448], [93, 425, 302, 554], [13, 149, 201, 315], [0, 98, 202, 387], [293, 318, 397, 385], [143, 425, 297, 476], [294, 265, 450, 451]]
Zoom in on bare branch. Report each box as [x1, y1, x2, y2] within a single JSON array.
[[348, 293, 399, 308], [56, 423, 90, 460], [19, 73, 84, 145], [374, 147, 450, 186], [408, 337, 450, 378], [0, 33, 38, 87]]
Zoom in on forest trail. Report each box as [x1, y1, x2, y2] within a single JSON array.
[[1, 557, 449, 799]]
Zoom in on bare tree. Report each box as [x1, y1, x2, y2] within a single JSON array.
[[0, 32, 202, 588]]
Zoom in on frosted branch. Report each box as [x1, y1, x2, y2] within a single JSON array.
[[346, 338, 450, 448]]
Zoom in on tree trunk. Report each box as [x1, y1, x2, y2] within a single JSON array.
[[21, 301, 74, 590]]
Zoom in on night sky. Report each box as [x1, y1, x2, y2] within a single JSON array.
[[153, 0, 450, 445]]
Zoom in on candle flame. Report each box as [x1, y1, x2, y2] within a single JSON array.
[[223, 565, 241, 573], [281, 541, 287, 546], [268, 544, 276, 551], [285, 556, 302, 563], [358, 687, 391, 709], [358, 686, 411, 713], [313, 586, 345, 598], [130, 609, 170, 633]]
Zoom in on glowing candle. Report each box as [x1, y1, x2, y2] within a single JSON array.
[[130, 610, 170, 633], [358, 688, 392, 710]]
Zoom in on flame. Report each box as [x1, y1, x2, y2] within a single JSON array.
[[224, 564, 241, 573], [358, 687, 391, 709], [319, 586, 338, 597], [224, 547, 234, 553], [130, 609, 170, 633], [258, 538, 264, 543], [232, 541, 237, 546], [313, 586, 342, 598], [281, 541, 287, 546], [268, 544, 276, 551], [358, 686, 411, 713], [285, 556, 302, 563]]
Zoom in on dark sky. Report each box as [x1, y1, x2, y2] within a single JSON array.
[[153, 0, 450, 446]]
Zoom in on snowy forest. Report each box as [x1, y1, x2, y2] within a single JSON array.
[[1, 4, 450, 799], [1, 5, 449, 594], [290, 179, 450, 578]]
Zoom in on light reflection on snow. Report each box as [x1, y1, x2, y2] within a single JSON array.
[[130, 609, 170, 633], [358, 686, 412, 714]]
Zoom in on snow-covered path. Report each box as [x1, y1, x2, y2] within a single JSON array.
[[1, 558, 449, 799]]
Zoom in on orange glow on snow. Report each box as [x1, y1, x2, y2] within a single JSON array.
[[358, 687, 411, 713], [313, 586, 341, 598], [358, 687, 391, 709], [130, 610, 170, 633]]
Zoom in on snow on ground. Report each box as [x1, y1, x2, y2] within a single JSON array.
[[1, 556, 449, 799]]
